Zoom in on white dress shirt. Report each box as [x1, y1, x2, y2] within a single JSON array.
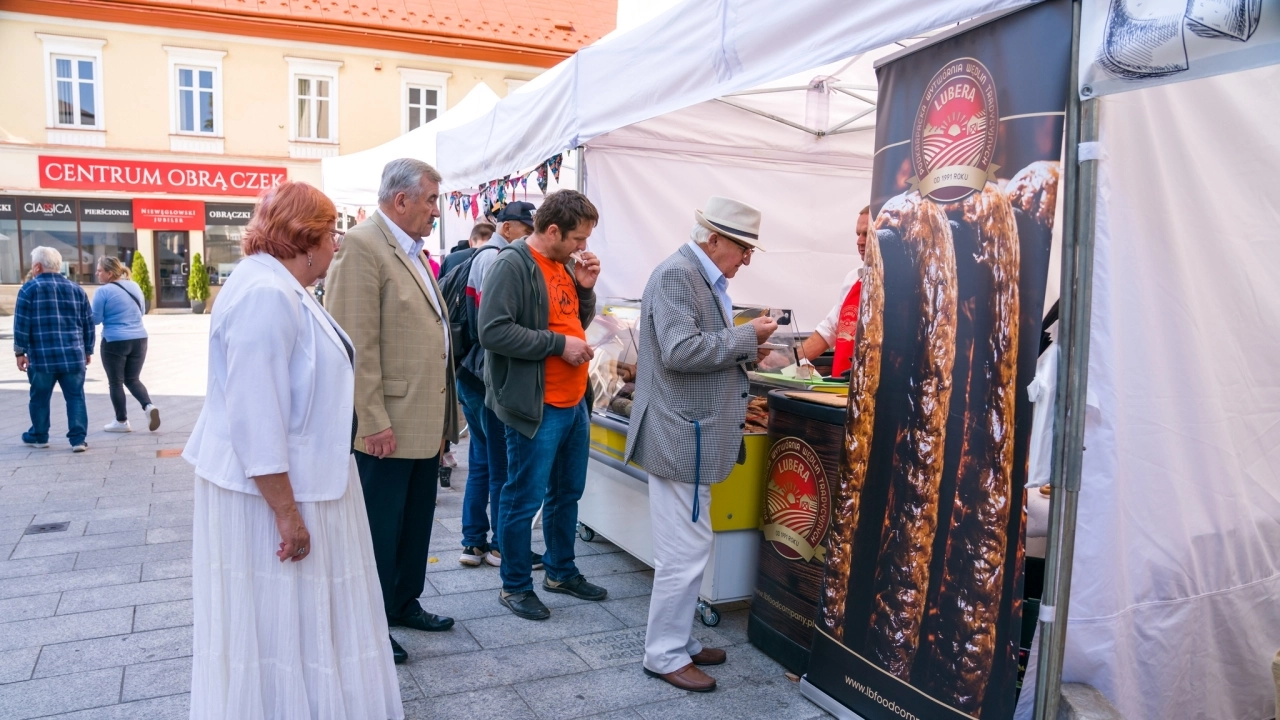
[[814, 267, 861, 345], [686, 241, 732, 321], [378, 209, 449, 358]]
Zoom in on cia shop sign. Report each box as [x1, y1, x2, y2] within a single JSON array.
[[39, 156, 286, 197], [763, 437, 831, 562], [910, 57, 1000, 203], [19, 198, 75, 220]]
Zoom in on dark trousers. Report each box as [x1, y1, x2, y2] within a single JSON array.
[[101, 339, 153, 422], [354, 450, 440, 620], [24, 369, 87, 446]]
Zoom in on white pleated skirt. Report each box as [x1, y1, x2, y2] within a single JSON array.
[[191, 458, 403, 720]]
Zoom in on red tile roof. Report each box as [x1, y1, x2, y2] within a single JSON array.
[[2, 0, 618, 66]]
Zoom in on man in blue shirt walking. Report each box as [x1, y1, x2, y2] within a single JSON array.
[[14, 246, 95, 452]]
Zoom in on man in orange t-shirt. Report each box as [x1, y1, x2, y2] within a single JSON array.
[[477, 190, 609, 621]]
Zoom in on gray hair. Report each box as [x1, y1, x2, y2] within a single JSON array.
[[690, 223, 712, 246], [378, 158, 443, 205], [30, 246, 62, 272]]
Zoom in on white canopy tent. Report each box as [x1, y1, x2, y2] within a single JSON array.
[[435, 1, 1280, 719], [578, 50, 904, 330], [320, 82, 501, 249]]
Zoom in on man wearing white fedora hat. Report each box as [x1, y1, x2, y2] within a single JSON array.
[[625, 196, 779, 692]]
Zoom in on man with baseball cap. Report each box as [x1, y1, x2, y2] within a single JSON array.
[[625, 197, 779, 692], [456, 200, 540, 569]]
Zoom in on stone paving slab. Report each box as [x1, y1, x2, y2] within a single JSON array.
[[0, 315, 827, 719]]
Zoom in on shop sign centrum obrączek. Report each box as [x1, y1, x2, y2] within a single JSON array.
[[39, 156, 286, 197]]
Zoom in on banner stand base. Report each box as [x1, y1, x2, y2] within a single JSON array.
[[799, 676, 867, 720]]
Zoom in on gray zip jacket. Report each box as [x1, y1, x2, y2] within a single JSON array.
[[477, 239, 596, 438]]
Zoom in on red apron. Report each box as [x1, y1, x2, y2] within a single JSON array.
[[830, 279, 861, 377]]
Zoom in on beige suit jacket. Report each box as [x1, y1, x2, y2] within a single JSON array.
[[326, 212, 459, 459]]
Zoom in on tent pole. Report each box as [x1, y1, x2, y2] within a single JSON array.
[[1033, 0, 1101, 716], [576, 145, 586, 193], [437, 195, 447, 253]]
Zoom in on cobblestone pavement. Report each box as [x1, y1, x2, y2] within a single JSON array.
[[0, 315, 828, 719]]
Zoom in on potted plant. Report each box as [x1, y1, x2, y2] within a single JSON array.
[[131, 251, 153, 313], [188, 252, 210, 314]]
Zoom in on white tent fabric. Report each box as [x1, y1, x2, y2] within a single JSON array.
[[321, 82, 500, 207], [1079, 0, 1280, 98], [582, 52, 892, 329], [436, 0, 1039, 192], [1016, 62, 1280, 720]]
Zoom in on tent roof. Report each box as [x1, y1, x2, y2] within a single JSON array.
[[321, 82, 500, 208], [437, 0, 1038, 191]]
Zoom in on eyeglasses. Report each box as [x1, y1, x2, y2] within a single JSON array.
[[725, 236, 754, 259], [330, 230, 345, 248]]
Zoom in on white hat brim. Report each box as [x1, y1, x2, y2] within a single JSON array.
[[695, 210, 765, 251]]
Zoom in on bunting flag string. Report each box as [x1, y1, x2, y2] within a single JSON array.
[[447, 153, 565, 217]]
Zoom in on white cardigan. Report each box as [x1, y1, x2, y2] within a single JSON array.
[[184, 254, 356, 502]]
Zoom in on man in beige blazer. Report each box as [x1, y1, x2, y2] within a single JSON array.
[[326, 158, 459, 665]]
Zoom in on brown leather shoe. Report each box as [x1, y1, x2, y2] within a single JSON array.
[[643, 662, 717, 692], [690, 647, 727, 666]]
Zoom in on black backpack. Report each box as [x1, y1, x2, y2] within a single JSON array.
[[437, 244, 499, 371]]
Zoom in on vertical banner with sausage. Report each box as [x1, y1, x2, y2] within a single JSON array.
[[805, 2, 1071, 719]]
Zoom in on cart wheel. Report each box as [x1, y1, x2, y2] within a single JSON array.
[[697, 601, 721, 627], [577, 523, 596, 542]]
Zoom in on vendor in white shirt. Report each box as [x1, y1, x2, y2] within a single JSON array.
[[798, 205, 870, 376]]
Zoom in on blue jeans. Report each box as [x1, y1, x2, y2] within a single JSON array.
[[458, 378, 509, 551], [25, 369, 88, 446], [499, 400, 589, 593]]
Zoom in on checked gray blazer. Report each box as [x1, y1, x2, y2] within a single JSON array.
[[624, 244, 760, 484]]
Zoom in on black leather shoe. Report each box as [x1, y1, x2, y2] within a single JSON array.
[[543, 574, 608, 601], [500, 590, 551, 620], [390, 608, 455, 632], [389, 635, 407, 665]]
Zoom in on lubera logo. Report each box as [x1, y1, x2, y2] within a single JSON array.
[[910, 57, 999, 203], [763, 437, 830, 562]]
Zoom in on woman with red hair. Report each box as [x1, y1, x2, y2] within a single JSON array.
[[183, 181, 402, 719]]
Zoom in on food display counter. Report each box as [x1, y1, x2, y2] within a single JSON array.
[[580, 414, 770, 625], [576, 301, 783, 625]]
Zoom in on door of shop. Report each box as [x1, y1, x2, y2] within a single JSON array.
[[155, 231, 190, 309]]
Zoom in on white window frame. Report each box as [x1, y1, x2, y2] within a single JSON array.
[[398, 68, 450, 135], [286, 57, 342, 144], [504, 78, 529, 95], [164, 46, 226, 137], [37, 34, 106, 131]]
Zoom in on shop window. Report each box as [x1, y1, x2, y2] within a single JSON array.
[[398, 68, 450, 135], [20, 219, 86, 284], [80, 221, 137, 281], [0, 218, 19, 285], [204, 225, 245, 285]]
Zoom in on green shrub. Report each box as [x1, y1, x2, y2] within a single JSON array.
[[188, 252, 210, 302], [131, 252, 153, 303]]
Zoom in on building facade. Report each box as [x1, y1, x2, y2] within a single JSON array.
[[0, 0, 614, 311]]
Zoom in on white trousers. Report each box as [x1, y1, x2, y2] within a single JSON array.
[[643, 473, 714, 675]]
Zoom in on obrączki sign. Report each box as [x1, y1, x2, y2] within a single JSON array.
[[39, 156, 286, 197]]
